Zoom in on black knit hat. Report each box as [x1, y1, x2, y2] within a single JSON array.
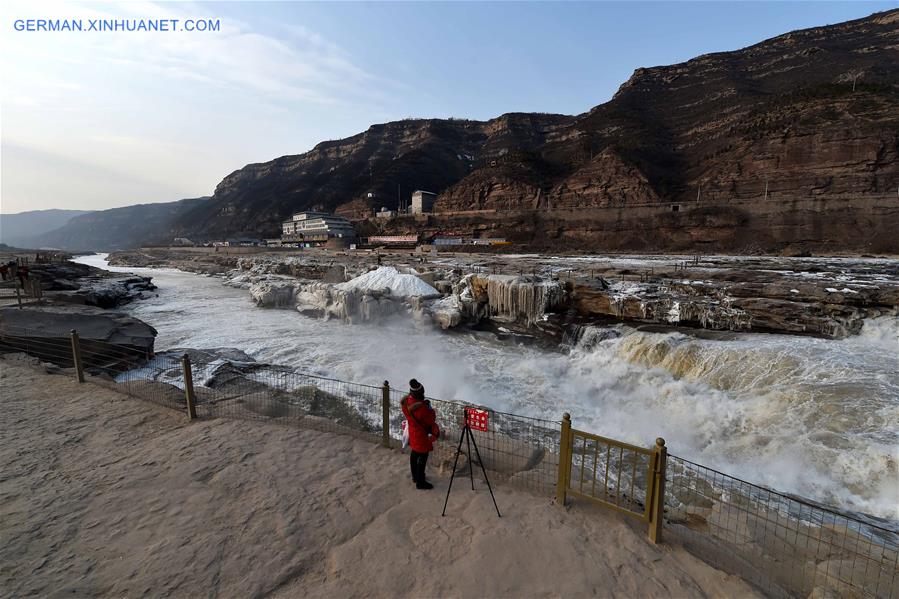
[[409, 378, 425, 400]]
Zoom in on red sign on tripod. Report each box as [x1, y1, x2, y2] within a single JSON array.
[[464, 407, 489, 432]]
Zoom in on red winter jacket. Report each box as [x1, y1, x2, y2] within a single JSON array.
[[401, 394, 440, 453]]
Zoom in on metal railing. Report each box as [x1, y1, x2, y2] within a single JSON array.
[[557, 414, 667, 542], [665, 456, 898, 598], [2, 330, 897, 598]]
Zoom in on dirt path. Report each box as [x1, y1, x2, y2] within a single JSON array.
[[0, 355, 758, 597]]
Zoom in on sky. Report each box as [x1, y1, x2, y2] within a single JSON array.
[[1, 0, 895, 214]]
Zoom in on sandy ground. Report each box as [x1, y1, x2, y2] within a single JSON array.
[[0, 355, 759, 598]]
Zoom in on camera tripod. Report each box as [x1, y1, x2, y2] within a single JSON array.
[[441, 422, 501, 517]]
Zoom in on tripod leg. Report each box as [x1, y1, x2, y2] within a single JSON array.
[[468, 428, 502, 517], [465, 426, 475, 491], [441, 426, 467, 517]]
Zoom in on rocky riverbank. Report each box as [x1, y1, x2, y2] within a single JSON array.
[[23, 258, 156, 308], [0, 303, 157, 372], [107, 248, 239, 275], [108, 248, 899, 340], [0, 252, 159, 363]]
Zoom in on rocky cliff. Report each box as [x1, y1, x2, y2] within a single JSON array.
[[29, 10, 899, 252], [184, 9, 897, 247], [437, 10, 898, 211], [173, 113, 574, 239]]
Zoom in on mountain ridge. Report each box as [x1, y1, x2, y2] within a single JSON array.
[[187, 7, 897, 236], [18, 9, 899, 252], [0, 209, 94, 248], [31, 198, 209, 251]]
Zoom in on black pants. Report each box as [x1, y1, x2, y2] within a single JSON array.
[[410, 450, 429, 483]]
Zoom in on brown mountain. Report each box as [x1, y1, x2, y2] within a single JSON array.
[[438, 9, 898, 211], [174, 113, 575, 239], [174, 9, 897, 248], [30, 10, 899, 252]]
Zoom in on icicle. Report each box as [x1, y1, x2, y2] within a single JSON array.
[[482, 275, 566, 326]]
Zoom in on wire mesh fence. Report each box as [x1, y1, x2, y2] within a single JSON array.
[[0, 327, 79, 368], [200, 368, 386, 444], [665, 456, 899, 599], [86, 348, 186, 411], [2, 327, 898, 598], [399, 393, 561, 496], [0, 325, 183, 410]]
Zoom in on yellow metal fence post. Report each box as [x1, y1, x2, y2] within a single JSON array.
[[381, 381, 391, 448], [556, 412, 572, 507], [70, 329, 84, 383], [648, 437, 667, 543], [180, 353, 197, 420]]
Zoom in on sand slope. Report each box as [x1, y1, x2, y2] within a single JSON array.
[[0, 356, 758, 598]]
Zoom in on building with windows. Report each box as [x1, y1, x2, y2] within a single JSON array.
[[281, 211, 356, 244], [410, 190, 437, 215]]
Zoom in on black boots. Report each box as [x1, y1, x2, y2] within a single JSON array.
[[410, 450, 432, 489]]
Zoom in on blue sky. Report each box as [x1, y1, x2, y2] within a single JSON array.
[[2, 1, 895, 213]]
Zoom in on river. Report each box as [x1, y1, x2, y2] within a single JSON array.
[[74, 253, 899, 521]]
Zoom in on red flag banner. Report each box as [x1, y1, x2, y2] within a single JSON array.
[[464, 407, 489, 432]]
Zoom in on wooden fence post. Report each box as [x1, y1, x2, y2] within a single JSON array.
[[381, 381, 391, 448], [70, 329, 85, 383], [180, 353, 197, 420], [648, 437, 667, 543], [556, 413, 572, 507]]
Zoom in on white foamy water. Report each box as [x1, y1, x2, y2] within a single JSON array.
[[75, 254, 899, 520]]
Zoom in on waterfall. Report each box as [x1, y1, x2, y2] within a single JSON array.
[[562, 324, 621, 350], [481, 275, 566, 326]]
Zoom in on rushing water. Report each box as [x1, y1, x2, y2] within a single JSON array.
[[75, 254, 899, 521]]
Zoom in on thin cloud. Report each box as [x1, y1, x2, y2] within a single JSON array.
[[4, 0, 396, 106], [2, 0, 406, 211]]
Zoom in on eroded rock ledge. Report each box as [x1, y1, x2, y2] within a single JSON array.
[[107, 248, 899, 339], [31, 260, 155, 308], [0, 304, 157, 365]]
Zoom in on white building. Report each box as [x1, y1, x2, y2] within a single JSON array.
[[281, 211, 356, 241], [410, 190, 437, 215]]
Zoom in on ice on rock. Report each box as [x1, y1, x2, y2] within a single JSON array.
[[483, 275, 566, 326], [335, 266, 440, 298], [425, 295, 464, 329], [667, 301, 681, 323], [249, 280, 299, 307]]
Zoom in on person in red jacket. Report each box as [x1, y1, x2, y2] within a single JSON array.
[[401, 379, 440, 490]]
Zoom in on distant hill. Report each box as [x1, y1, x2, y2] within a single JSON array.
[[30, 198, 209, 251], [0, 209, 93, 248]]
